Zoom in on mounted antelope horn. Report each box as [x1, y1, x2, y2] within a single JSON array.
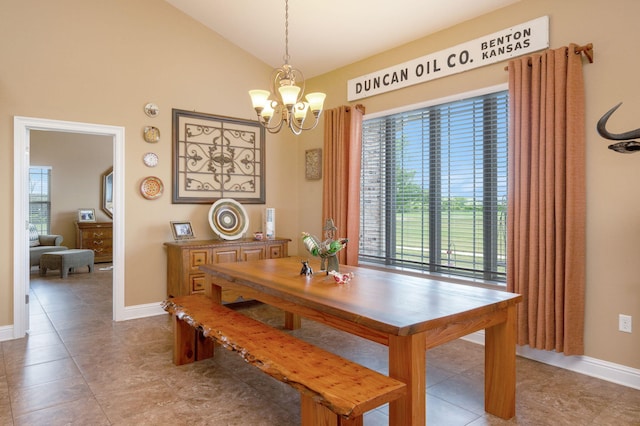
[[608, 141, 640, 153], [597, 102, 640, 140]]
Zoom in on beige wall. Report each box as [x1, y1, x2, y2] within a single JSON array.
[[305, 0, 640, 369], [2, 0, 639, 372], [0, 0, 298, 321], [31, 131, 113, 247]]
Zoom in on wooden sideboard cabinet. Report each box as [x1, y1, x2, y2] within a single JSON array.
[[75, 221, 113, 263], [164, 237, 290, 303]]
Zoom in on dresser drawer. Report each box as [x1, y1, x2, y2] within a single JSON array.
[[81, 237, 112, 249], [83, 228, 112, 240]]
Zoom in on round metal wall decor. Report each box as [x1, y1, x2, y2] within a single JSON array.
[[208, 198, 249, 240]]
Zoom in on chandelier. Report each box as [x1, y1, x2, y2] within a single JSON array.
[[248, 0, 326, 135]]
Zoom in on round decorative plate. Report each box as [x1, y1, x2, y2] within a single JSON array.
[[143, 126, 160, 143], [140, 176, 163, 200], [208, 198, 249, 240], [144, 102, 159, 117], [143, 152, 159, 167]]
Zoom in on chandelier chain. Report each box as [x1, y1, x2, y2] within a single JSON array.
[[283, 0, 290, 64]]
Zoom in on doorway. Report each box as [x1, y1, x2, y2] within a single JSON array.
[[13, 116, 126, 339]]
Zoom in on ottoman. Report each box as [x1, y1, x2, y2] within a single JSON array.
[[39, 249, 95, 278]]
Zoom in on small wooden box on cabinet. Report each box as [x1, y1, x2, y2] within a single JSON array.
[[164, 237, 290, 303], [75, 221, 113, 263]]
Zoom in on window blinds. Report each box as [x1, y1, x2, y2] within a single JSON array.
[[360, 90, 508, 281]]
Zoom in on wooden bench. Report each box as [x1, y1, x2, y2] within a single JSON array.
[[162, 294, 407, 426]]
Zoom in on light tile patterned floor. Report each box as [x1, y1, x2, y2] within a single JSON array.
[[0, 265, 638, 425]]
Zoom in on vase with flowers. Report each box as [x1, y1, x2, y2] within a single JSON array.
[[301, 218, 348, 274]]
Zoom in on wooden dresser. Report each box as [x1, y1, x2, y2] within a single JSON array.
[[164, 237, 290, 303], [75, 221, 113, 263]]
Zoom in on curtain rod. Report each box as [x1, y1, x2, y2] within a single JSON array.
[[503, 43, 593, 70]]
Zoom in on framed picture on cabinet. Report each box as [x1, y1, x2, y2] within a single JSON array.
[[170, 221, 195, 240], [77, 208, 96, 223]]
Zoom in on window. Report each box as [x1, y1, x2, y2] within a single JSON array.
[[29, 167, 52, 234], [360, 88, 508, 283]]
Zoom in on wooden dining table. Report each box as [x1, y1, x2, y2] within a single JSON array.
[[200, 257, 522, 425]]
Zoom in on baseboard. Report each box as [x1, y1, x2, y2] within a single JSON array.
[[0, 325, 14, 341], [462, 331, 640, 391], [120, 302, 167, 321]]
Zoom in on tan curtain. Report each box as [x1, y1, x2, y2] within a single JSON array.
[[322, 105, 364, 265], [507, 44, 586, 355]]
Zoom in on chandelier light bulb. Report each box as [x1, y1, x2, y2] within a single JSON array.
[[305, 92, 326, 114], [249, 90, 270, 111], [294, 102, 309, 124], [261, 102, 275, 123], [278, 85, 301, 107]]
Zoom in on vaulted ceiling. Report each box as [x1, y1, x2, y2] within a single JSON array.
[[164, 0, 519, 77]]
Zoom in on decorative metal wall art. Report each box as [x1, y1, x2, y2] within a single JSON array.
[[172, 109, 265, 203], [597, 102, 640, 153], [305, 148, 322, 180]]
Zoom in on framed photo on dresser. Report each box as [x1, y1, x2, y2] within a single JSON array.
[[77, 208, 96, 222]]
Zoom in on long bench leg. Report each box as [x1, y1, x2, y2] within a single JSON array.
[[173, 315, 197, 365], [195, 328, 214, 361], [300, 395, 363, 426], [172, 315, 214, 365]]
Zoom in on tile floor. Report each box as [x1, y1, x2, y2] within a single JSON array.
[[0, 264, 639, 425]]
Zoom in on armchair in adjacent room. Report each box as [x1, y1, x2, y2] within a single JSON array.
[[29, 224, 68, 267]]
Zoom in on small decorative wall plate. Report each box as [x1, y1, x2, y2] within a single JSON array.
[[144, 102, 159, 117], [208, 198, 249, 240], [143, 126, 160, 143], [140, 176, 163, 200], [143, 152, 159, 167]]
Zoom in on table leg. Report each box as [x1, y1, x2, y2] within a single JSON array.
[[204, 274, 222, 304], [484, 304, 517, 419], [284, 312, 301, 330], [389, 333, 426, 425]]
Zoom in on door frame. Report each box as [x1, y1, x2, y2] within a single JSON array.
[[13, 116, 126, 338]]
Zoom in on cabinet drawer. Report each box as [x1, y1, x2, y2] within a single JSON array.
[[190, 274, 206, 293], [268, 244, 284, 258], [189, 249, 211, 271]]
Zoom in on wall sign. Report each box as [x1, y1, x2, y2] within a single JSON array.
[[348, 16, 549, 101]]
